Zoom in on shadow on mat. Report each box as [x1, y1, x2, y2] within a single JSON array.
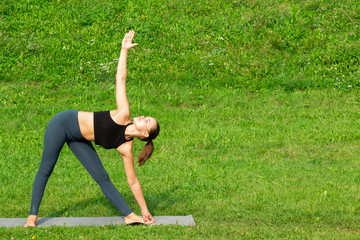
[[36, 217, 55, 225]]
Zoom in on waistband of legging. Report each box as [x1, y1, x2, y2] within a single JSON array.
[[65, 110, 86, 142]]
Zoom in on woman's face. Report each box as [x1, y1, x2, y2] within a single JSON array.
[[133, 116, 157, 135]]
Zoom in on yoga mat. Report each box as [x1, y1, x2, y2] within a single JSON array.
[[0, 215, 195, 227]]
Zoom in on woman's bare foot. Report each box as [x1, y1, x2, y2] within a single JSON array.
[[24, 215, 38, 227], [124, 212, 145, 225]]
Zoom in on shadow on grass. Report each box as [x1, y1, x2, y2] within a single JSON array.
[[146, 185, 189, 216], [46, 186, 187, 217], [47, 196, 117, 217]]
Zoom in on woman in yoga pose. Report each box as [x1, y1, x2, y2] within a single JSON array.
[[24, 30, 159, 227]]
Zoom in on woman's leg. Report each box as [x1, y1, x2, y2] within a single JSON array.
[[67, 140, 133, 216], [25, 113, 68, 227], [29, 114, 67, 216]]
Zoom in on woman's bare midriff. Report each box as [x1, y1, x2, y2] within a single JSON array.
[[78, 111, 95, 141]]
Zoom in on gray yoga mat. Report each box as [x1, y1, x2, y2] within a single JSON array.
[[0, 215, 195, 227]]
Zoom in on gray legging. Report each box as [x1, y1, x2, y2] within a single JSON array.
[[29, 110, 132, 216]]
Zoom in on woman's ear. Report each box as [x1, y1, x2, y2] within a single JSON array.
[[142, 132, 149, 138]]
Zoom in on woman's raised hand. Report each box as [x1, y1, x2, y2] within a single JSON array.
[[121, 30, 138, 50]]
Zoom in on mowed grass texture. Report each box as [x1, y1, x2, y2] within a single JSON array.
[[1, 0, 360, 239], [1, 0, 359, 90]]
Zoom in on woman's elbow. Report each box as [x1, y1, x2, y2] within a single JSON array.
[[127, 178, 139, 187], [116, 75, 126, 81]]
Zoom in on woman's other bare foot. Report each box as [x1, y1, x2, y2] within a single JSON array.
[[24, 215, 38, 227], [124, 212, 145, 225]]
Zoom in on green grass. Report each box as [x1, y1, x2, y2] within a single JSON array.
[[1, 83, 360, 239], [1, 0, 359, 90], [1, 0, 360, 239]]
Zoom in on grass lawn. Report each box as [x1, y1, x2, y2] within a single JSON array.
[[1, 0, 360, 239], [1, 83, 359, 239]]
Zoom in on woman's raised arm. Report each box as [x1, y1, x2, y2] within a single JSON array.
[[116, 30, 138, 113]]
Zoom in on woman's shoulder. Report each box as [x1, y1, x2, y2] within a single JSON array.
[[116, 139, 133, 156], [110, 109, 132, 125]]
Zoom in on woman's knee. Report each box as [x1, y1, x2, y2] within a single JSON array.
[[93, 171, 111, 184], [36, 167, 54, 179]]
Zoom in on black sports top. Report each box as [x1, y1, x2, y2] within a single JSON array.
[[93, 111, 133, 149]]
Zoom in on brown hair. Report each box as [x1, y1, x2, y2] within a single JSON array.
[[137, 121, 160, 166]]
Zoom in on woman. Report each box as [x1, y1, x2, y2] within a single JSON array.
[[24, 30, 159, 227]]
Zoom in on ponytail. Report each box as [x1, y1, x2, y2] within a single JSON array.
[[138, 140, 154, 166], [137, 119, 160, 166]]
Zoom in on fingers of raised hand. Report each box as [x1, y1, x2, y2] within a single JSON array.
[[125, 30, 135, 39]]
